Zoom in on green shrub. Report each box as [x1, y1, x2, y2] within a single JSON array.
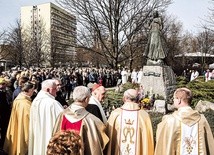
[[176, 76, 214, 107], [103, 90, 123, 113], [120, 82, 139, 94], [104, 82, 139, 112], [105, 77, 214, 110], [148, 112, 164, 141], [203, 109, 214, 136]]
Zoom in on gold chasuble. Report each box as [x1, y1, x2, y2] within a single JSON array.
[[53, 104, 109, 155], [106, 102, 154, 155], [4, 93, 32, 155], [155, 106, 214, 155]]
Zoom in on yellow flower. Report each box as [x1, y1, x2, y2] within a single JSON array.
[[142, 98, 150, 104]]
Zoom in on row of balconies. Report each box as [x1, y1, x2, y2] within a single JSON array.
[[51, 25, 76, 37], [51, 36, 75, 46], [51, 14, 76, 28], [51, 7, 75, 21], [52, 21, 76, 34]]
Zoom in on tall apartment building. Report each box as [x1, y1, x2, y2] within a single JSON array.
[[21, 2, 76, 67]]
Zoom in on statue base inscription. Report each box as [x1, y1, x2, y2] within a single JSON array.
[[141, 65, 176, 99]]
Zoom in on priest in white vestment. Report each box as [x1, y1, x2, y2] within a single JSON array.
[[121, 68, 128, 84], [155, 87, 214, 155], [137, 68, 143, 84], [28, 79, 63, 155]]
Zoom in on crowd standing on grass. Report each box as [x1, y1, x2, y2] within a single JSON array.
[[0, 66, 214, 154], [183, 68, 214, 82]]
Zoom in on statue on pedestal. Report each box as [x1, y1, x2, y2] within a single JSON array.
[[144, 11, 167, 65]]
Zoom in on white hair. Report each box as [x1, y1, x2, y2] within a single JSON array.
[[73, 86, 90, 102], [124, 89, 138, 101], [53, 78, 61, 82], [41, 79, 56, 90]]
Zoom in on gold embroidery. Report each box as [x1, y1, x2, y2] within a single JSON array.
[[184, 135, 196, 154], [125, 144, 131, 153], [122, 123, 135, 144], [120, 111, 138, 155], [125, 119, 134, 125]]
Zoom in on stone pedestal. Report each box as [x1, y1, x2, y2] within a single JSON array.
[[141, 65, 176, 99]]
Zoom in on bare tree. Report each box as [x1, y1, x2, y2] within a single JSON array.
[[0, 31, 11, 61], [56, 0, 172, 69], [158, 14, 183, 74], [22, 20, 49, 67], [197, 29, 214, 70], [198, 0, 214, 33], [5, 20, 25, 68], [204, 0, 214, 32]]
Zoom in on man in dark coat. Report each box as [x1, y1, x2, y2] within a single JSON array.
[[0, 78, 11, 149], [54, 78, 68, 108]]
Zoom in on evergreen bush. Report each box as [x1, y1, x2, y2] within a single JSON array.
[[176, 76, 214, 107]]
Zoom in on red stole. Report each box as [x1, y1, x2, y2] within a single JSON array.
[[61, 115, 82, 134]]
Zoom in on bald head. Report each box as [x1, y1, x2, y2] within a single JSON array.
[[123, 89, 138, 102]]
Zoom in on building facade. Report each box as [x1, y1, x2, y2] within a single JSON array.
[[21, 2, 76, 67]]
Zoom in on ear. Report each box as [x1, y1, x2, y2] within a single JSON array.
[[122, 96, 126, 102], [178, 99, 181, 104]]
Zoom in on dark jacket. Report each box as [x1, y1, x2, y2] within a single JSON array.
[[55, 91, 68, 107]]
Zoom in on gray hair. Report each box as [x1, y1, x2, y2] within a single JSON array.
[[73, 86, 90, 102], [124, 89, 138, 102], [41, 79, 56, 90], [53, 78, 61, 82]]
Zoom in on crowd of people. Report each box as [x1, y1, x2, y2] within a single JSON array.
[[184, 68, 214, 82], [0, 66, 214, 155]]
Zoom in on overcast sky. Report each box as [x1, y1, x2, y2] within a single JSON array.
[[167, 0, 211, 34], [0, 0, 211, 35]]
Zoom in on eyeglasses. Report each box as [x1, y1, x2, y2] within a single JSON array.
[[57, 84, 62, 86]]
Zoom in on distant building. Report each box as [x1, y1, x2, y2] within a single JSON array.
[[21, 2, 76, 67], [175, 52, 214, 58]]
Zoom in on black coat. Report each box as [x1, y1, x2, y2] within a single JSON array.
[[56, 91, 68, 107], [0, 90, 11, 148]]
